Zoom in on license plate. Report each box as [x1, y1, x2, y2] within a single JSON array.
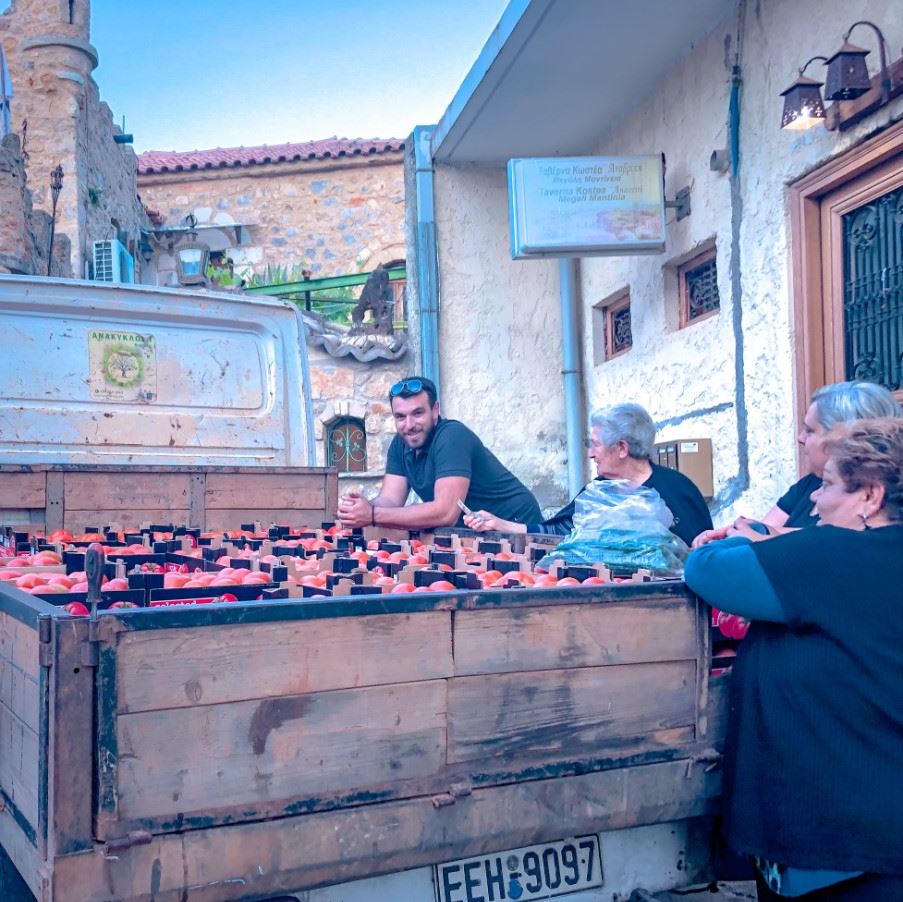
[[435, 835, 602, 902]]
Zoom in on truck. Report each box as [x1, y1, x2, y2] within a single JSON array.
[[0, 276, 729, 901]]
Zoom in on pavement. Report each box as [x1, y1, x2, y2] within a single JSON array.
[[630, 881, 757, 900]]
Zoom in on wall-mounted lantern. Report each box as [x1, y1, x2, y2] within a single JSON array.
[[175, 214, 209, 286], [46, 164, 64, 276], [780, 19, 899, 131]]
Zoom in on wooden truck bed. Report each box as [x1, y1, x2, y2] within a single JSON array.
[[0, 577, 726, 902], [0, 465, 338, 533]]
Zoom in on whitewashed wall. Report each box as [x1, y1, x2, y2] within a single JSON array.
[[432, 0, 903, 522], [433, 165, 568, 510], [583, 0, 902, 521]]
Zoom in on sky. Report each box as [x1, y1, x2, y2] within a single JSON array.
[[82, 0, 510, 154]]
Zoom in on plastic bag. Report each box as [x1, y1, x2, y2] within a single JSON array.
[[535, 479, 689, 576]]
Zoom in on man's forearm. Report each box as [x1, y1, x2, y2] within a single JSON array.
[[374, 500, 458, 530]]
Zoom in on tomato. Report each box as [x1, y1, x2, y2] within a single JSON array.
[[581, 576, 608, 585], [104, 578, 130, 592], [63, 601, 90, 617], [30, 584, 68, 594], [215, 593, 239, 603], [390, 583, 417, 593], [388, 551, 408, 564], [428, 580, 456, 592], [374, 576, 397, 587], [555, 577, 581, 586], [15, 573, 44, 590], [109, 601, 139, 609]]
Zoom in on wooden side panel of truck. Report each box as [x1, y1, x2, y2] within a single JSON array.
[[0, 576, 726, 902]]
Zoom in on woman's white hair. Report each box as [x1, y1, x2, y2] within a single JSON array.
[[589, 403, 656, 460], [812, 381, 901, 430]]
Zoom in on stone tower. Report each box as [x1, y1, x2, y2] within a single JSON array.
[[0, 0, 144, 277]]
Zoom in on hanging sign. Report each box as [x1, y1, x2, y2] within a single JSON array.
[[507, 155, 666, 258]]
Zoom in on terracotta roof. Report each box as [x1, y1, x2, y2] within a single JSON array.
[[137, 137, 405, 175]]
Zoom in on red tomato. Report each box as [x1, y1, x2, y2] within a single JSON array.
[[428, 580, 456, 592], [63, 601, 90, 617], [390, 583, 417, 593]]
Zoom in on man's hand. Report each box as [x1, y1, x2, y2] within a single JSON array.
[[463, 510, 525, 533], [337, 492, 372, 528]]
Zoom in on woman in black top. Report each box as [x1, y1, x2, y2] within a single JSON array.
[[463, 403, 712, 546], [693, 380, 900, 546], [685, 419, 903, 899]]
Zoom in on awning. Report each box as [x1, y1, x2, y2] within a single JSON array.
[[431, 0, 731, 165]]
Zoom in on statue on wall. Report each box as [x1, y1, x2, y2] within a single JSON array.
[[350, 264, 394, 334]]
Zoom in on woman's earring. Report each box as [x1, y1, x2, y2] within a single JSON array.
[[859, 512, 871, 530]]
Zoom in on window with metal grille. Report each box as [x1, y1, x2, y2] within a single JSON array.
[[679, 248, 720, 326], [327, 418, 367, 472], [842, 184, 903, 392], [594, 291, 632, 361]]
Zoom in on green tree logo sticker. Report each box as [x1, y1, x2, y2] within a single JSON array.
[[102, 343, 145, 388]]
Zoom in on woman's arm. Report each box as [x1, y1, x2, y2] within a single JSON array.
[[684, 537, 786, 622]]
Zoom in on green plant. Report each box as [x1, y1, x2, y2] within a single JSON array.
[[87, 186, 102, 206], [206, 261, 242, 288]]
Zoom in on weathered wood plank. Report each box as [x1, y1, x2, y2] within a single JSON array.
[[203, 508, 326, 530], [52, 756, 720, 902], [113, 680, 447, 823], [63, 472, 191, 511], [0, 471, 45, 508], [0, 612, 40, 729], [0, 703, 39, 831], [114, 611, 453, 714], [50, 618, 96, 855], [453, 600, 697, 676], [0, 611, 41, 832], [0, 806, 45, 900], [448, 660, 697, 764], [204, 472, 326, 510], [63, 510, 190, 532]]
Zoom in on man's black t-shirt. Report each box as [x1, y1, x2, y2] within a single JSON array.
[[775, 473, 821, 528], [531, 463, 713, 546], [385, 417, 541, 525]]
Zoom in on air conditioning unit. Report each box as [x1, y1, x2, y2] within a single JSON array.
[[92, 239, 135, 284]]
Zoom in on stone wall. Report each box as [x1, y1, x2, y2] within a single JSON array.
[[137, 154, 406, 286], [427, 0, 903, 524], [0, 0, 147, 278]]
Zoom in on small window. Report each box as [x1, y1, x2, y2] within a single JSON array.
[[327, 418, 367, 472], [592, 290, 632, 364], [679, 248, 720, 326]]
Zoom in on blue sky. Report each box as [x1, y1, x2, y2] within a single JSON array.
[[81, 0, 509, 153]]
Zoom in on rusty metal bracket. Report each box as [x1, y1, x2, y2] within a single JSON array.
[[685, 747, 722, 778], [105, 829, 152, 852], [431, 779, 473, 808]]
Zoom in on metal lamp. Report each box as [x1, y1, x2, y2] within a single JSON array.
[[175, 214, 209, 286], [825, 21, 891, 103], [780, 57, 828, 130], [46, 164, 64, 276]]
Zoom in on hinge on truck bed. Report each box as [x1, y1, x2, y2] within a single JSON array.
[[38, 616, 53, 668]]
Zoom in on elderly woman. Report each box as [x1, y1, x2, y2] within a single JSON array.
[[685, 419, 903, 900], [693, 380, 900, 545], [463, 402, 712, 546]]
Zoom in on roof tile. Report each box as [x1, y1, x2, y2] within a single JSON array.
[[137, 137, 405, 175]]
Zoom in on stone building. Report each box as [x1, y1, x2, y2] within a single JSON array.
[[407, 0, 903, 522], [138, 139, 411, 489], [0, 0, 147, 277]]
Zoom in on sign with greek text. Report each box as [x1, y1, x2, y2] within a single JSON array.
[[88, 329, 157, 402], [507, 156, 665, 258]]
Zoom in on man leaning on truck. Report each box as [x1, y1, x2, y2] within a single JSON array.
[[336, 376, 541, 531]]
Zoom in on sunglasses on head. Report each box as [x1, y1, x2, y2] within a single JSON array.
[[389, 379, 426, 397]]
